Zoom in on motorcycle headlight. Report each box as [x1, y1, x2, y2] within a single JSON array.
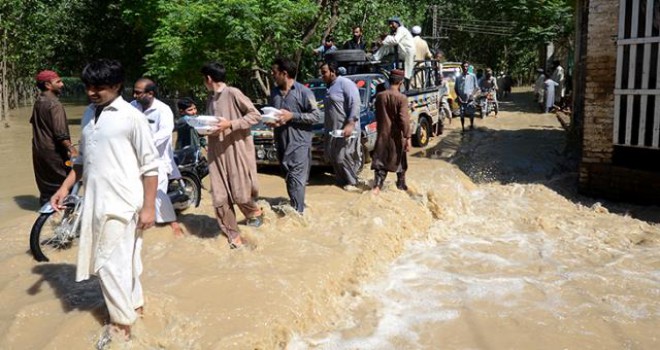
[[267, 149, 278, 161]]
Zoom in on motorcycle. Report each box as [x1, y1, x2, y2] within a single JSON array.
[[29, 133, 208, 262], [477, 88, 497, 118]]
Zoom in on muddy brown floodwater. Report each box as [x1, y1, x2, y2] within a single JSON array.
[[0, 89, 658, 349]]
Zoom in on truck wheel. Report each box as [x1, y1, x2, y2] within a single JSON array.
[[412, 117, 431, 147]]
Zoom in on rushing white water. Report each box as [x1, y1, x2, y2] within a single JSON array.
[[289, 183, 660, 349]]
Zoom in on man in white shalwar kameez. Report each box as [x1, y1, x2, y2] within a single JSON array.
[[51, 59, 159, 343], [373, 16, 416, 81], [131, 78, 184, 236]]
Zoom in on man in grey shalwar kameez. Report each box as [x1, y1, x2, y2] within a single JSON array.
[[320, 61, 362, 189], [268, 58, 321, 213]]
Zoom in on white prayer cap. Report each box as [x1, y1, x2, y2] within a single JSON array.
[[411, 26, 422, 35]]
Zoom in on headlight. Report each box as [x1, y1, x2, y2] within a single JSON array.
[[267, 150, 278, 161]]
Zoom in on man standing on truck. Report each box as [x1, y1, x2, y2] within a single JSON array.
[[320, 61, 363, 190], [343, 26, 366, 51], [268, 57, 321, 213], [455, 61, 479, 131], [372, 69, 412, 194], [372, 16, 415, 81]]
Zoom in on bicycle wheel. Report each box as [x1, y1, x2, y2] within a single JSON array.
[[29, 207, 80, 262]]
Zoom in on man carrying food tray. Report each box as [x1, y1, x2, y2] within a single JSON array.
[[266, 57, 321, 213]]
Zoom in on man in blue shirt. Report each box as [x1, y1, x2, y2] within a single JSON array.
[[268, 57, 321, 212], [455, 61, 479, 131]]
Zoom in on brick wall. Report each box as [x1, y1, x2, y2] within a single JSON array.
[[578, 0, 660, 204]]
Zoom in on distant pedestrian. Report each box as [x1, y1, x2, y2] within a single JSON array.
[[372, 69, 412, 194], [201, 62, 263, 249], [455, 61, 479, 131], [320, 61, 363, 190], [551, 60, 565, 107], [544, 73, 559, 113], [268, 57, 321, 213], [534, 69, 546, 111], [30, 70, 77, 205]]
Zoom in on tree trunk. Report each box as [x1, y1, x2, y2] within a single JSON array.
[[294, 0, 334, 71], [1, 27, 8, 124]]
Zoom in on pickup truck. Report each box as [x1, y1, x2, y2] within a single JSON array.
[[251, 65, 440, 168]]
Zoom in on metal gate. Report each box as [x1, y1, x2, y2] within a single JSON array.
[[614, 0, 660, 148]]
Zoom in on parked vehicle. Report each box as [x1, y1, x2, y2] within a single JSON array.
[[29, 134, 207, 262]]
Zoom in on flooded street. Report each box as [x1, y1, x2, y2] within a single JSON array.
[[0, 90, 658, 349]]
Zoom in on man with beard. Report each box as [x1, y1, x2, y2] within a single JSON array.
[[371, 69, 411, 194], [30, 70, 78, 205], [320, 61, 362, 190], [51, 59, 159, 343], [343, 26, 366, 50], [202, 62, 263, 249], [131, 78, 184, 237], [267, 57, 321, 213]]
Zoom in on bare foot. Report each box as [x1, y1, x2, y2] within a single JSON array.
[[229, 236, 243, 249], [170, 222, 184, 237], [372, 187, 381, 195], [135, 306, 144, 318], [108, 323, 131, 341]]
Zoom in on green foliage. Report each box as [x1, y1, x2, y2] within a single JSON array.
[[141, 0, 319, 96], [1, 0, 574, 101]]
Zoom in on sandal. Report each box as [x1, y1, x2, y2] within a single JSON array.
[[245, 213, 264, 227]]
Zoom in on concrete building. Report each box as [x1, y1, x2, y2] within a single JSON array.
[[575, 0, 660, 203]]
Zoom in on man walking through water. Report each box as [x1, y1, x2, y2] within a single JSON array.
[[51, 59, 159, 344], [320, 61, 363, 191], [267, 57, 321, 213], [30, 70, 78, 205], [455, 61, 478, 131], [372, 69, 411, 194], [202, 62, 263, 249], [131, 78, 184, 237]]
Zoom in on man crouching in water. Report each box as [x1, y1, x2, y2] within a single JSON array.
[[51, 59, 159, 344], [371, 69, 411, 194]]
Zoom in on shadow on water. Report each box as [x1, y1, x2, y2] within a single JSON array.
[[14, 195, 40, 211], [179, 213, 222, 238], [415, 90, 660, 224], [28, 264, 107, 325]]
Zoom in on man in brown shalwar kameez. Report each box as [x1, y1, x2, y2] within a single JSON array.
[[30, 70, 78, 205], [201, 62, 263, 249], [371, 69, 411, 195]]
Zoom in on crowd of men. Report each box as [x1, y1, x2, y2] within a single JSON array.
[[534, 60, 566, 113], [28, 15, 514, 347]]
